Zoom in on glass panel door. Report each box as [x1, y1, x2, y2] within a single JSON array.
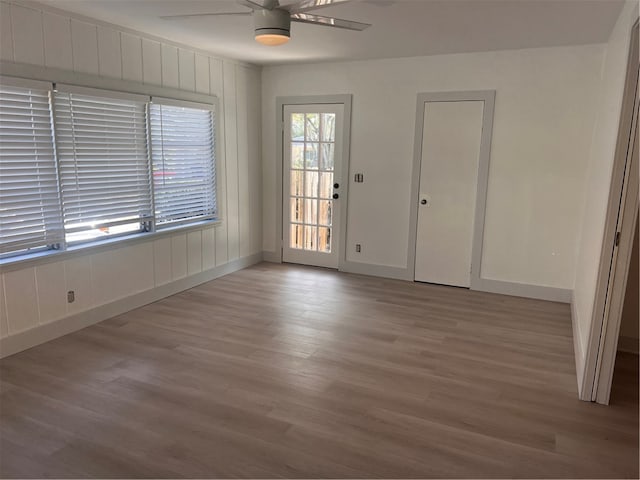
[[282, 104, 343, 268]]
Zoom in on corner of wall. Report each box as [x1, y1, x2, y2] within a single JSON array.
[[570, 289, 587, 399], [0, 252, 263, 359], [262, 251, 281, 263], [569, 0, 638, 403]]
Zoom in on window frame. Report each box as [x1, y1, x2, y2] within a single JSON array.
[[0, 76, 222, 269], [53, 84, 155, 246], [149, 96, 218, 229], [0, 76, 65, 257]]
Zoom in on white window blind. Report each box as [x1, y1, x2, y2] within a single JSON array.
[[54, 88, 153, 241], [150, 101, 216, 227], [0, 81, 64, 255]]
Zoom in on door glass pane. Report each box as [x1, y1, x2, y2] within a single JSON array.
[[304, 225, 317, 250], [305, 171, 318, 198], [319, 200, 332, 226], [320, 143, 334, 170], [305, 143, 318, 169], [304, 199, 318, 224], [305, 114, 319, 141], [291, 113, 304, 140], [287, 109, 337, 257], [290, 224, 303, 249], [291, 142, 304, 169], [321, 113, 335, 142], [290, 198, 303, 223], [318, 227, 332, 253], [319, 172, 333, 199], [291, 171, 304, 196]]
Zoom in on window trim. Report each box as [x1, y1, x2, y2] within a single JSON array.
[[0, 73, 223, 269], [150, 96, 216, 111], [0, 76, 64, 258], [0, 75, 52, 91], [53, 85, 155, 244], [0, 218, 222, 273], [149, 100, 217, 229], [56, 83, 151, 103]]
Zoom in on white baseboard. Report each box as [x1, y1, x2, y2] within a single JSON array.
[[472, 277, 571, 303], [340, 260, 411, 281], [570, 290, 589, 400], [618, 335, 639, 354], [262, 250, 281, 263], [343, 262, 571, 302], [268, 251, 571, 302], [0, 252, 263, 359]]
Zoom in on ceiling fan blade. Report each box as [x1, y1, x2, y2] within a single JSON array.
[[290, 13, 371, 31], [286, 0, 354, 15], [237, 0, 271, 10], [160, 12, 251, 19]]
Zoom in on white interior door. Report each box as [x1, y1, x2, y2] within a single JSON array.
[[414, 100, 484, 287], [282, 104, 344, 268]]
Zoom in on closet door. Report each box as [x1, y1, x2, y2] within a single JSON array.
[[414, 100, 484, 287]]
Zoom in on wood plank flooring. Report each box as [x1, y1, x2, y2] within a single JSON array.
[[0, 263, 638, 478]]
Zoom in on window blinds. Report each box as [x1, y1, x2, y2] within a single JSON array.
[[149, 102, 217, 227], [53, 89, 153, 235], [0, 80, 218, 260], [0, 82, 64, 254]]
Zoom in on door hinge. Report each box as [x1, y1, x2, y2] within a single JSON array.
[[615, 231, 621, 247]]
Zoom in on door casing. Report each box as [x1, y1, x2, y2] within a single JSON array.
[[275, 95, 352, 270], [407, 90, 496, 289], [582, 20, 640, 404]]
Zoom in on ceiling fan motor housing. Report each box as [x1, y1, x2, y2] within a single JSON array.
[[254, 8, 291, 38]]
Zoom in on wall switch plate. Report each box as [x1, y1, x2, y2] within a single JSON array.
[[355, 244, 361, 252], [354, 173, 364, 183], [67, 291, 75, 303]]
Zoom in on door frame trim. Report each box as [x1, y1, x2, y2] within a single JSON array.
[[275, 95, 352, 269], [407, 90, 496, 287], [581, 20, 639, 404]]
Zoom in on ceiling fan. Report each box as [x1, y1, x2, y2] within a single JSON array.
[[160, 0, 371, 46]]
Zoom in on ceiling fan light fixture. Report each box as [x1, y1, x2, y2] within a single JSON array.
[[162, 1, 372, 47], [254, 9, 291, 46], [255, 32, 290, 46]]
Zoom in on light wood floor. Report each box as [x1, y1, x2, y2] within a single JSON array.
[[0, 263, 638, 478]]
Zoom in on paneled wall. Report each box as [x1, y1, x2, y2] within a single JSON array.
[[0, 1, 262, 351]]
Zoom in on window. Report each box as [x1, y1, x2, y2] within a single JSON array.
[[0, 79, 217, 261], [54, 88, 153, 243], [0, 79, 64, 255], [150, 100, 217, 227]]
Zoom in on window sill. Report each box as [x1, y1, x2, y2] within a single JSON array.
[[0, 219, 223, 274]]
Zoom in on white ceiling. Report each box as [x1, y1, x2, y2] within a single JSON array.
[[42, 0, 624, 65]]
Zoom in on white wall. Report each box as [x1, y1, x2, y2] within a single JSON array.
[[572, 0, 638, 388], [0, 0, 262, 353], [262, 44, 603, 289]]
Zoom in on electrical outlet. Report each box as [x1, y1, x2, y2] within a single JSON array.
[[67, 290, 75, 303], [355, 244, 361, 253]]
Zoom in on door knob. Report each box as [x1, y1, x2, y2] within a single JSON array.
[[334, 183, 340, 189], [420, 199, 427, 205], [333, 193, 339, 199]]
